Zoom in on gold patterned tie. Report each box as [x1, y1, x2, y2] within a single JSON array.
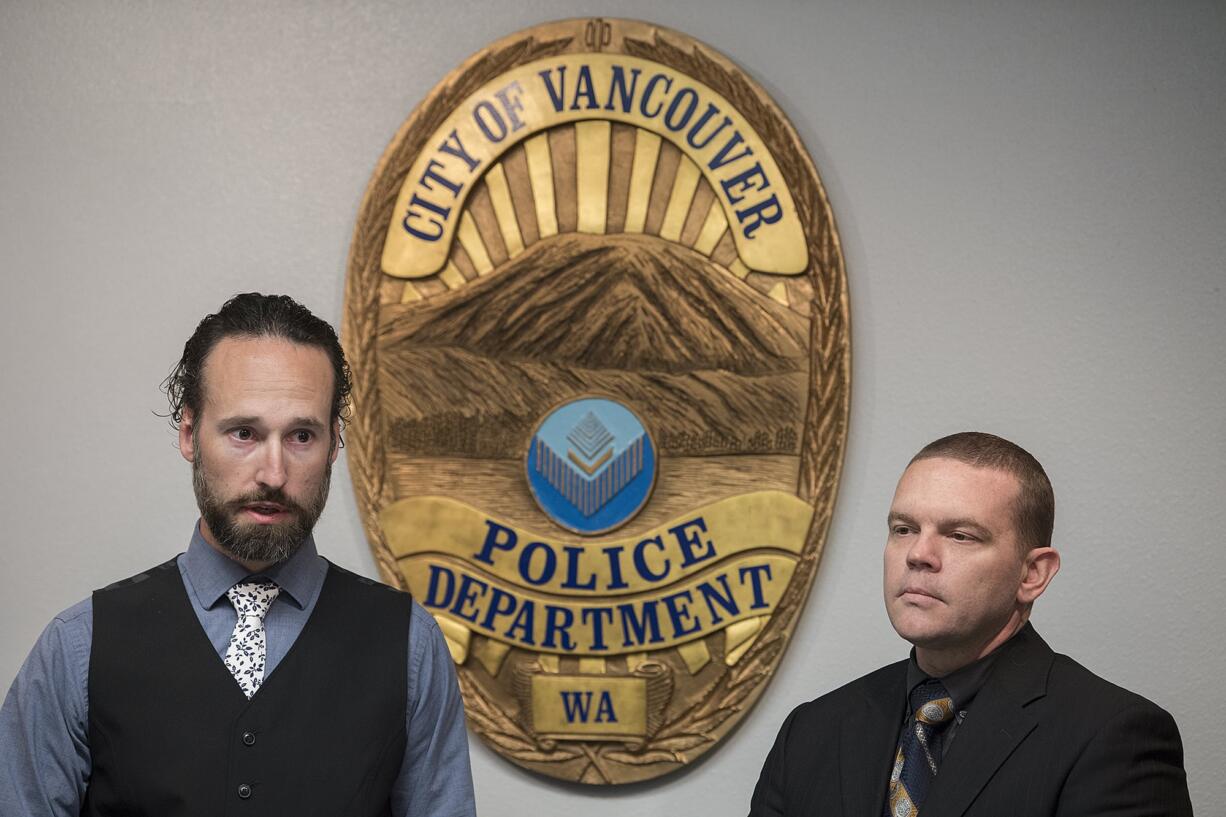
[[886, 679, 956, 817]]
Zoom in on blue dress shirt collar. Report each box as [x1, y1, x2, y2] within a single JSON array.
[[180, 522, 326, 611]]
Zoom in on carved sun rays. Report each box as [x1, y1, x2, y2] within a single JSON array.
[[384, 122, 811, 314]]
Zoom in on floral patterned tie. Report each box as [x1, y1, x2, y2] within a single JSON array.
[[223, 580, 281, 699]]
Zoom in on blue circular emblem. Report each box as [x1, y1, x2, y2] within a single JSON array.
[[526, 396, 656, 535]]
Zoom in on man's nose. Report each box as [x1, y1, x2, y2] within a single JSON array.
[[906, 531, 941, 571], [256, 442, 288, 489]]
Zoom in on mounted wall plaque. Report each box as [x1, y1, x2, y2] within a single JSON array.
[[343, 17, 850, 784]]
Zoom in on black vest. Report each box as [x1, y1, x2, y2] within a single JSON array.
[[84, 558, 411, 816]]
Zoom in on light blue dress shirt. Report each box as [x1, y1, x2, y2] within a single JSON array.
[[0, 526, 477, 817]]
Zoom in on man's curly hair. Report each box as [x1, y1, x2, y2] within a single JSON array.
[[163, 293, 352, 433]]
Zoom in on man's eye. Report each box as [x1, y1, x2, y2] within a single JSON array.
[[950, 532, 974, 542], [233, 428, 254, 441], [892, 525, 912, 536], [292, 430, 313, 444]]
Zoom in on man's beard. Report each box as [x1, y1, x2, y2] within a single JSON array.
[[192, 452, 331, 565]]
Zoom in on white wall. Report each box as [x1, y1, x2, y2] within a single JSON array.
[[1, 1, 1222, 813]]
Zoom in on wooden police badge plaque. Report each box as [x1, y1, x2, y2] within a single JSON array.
[[343, 18, 849, 784]]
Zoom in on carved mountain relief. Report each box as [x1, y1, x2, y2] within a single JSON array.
[[379, 233, 807, 456]]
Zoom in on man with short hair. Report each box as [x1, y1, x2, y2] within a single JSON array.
[[749, 432, 1192, 816], [0, 293, 477, 816]]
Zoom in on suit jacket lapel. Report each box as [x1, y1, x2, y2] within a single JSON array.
[[840, 661, 907, 816], [924, 624, 1053, 817]]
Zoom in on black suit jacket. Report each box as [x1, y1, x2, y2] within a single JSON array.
[[749, 624, 1193, 816]]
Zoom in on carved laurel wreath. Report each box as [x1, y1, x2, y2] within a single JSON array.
[[342, 23, 849, 782]]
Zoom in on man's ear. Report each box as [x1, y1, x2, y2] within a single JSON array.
[[1018, 547, 1061, 605], [329, 419, 341, 464], [179, 408, 197, 464]]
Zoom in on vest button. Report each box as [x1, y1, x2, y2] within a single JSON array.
[[238, 783, 252, 799], [242, 731, 256, 746]]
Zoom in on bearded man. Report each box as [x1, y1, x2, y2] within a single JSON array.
[[0, 293, 476, 817]]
